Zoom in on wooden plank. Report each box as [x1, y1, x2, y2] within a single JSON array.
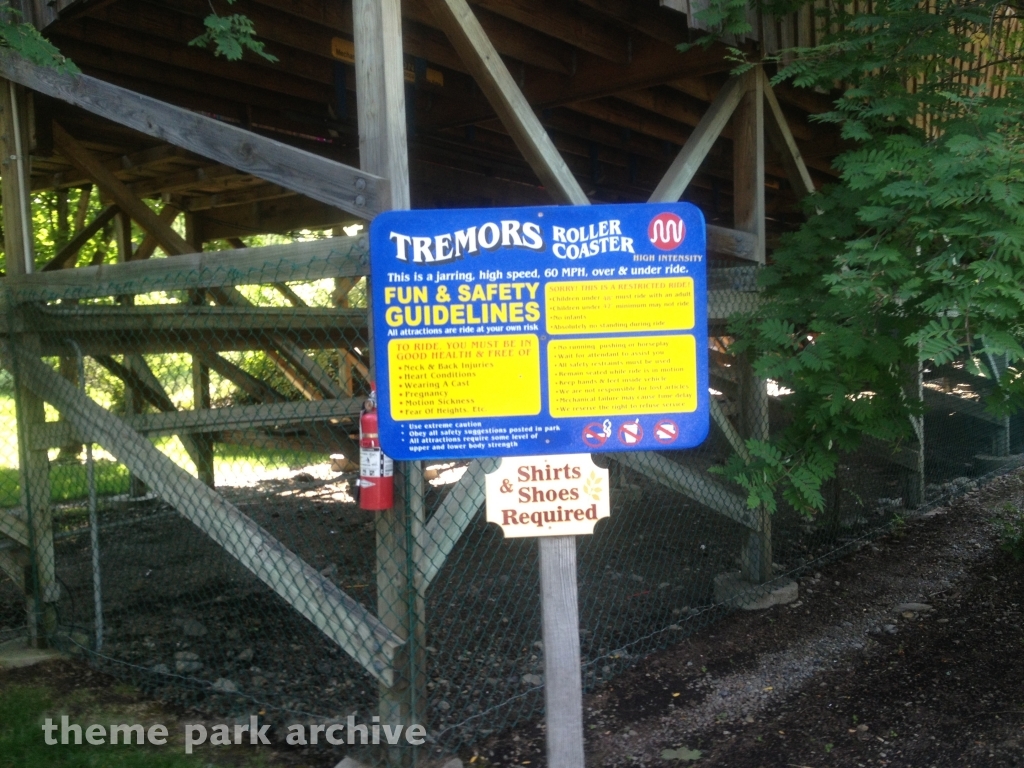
[[27, 305, 367, 335], [733, 68, 766, 264], [218, 428, 357, 458], [6, 236, 369, 303], [207, 286, 346, 400], [0, 547, 27, 592], [7, 341, 402, 684], [130, 204, 181, 262], [711, 397, 750, 461], [538, 536, 585, 767], [40, 205, 119, 271], [198, 351, 286, 404], [761, 69, 816, 198], [424, 0, 590, 205], [53, 123, 196, 257], [649, 76, 746, 203], [609, 451, 756, 529], [1, 81, 34, 276], [355, 0, 424, 746], [0, 52, 387, 219], [736, 350, 771, 582], [418, 459, 490, 590], [708, 225, 759, 262], [0, 511, 29, 547], [129, 398, 361, 438], [186, 219, 215, 488]]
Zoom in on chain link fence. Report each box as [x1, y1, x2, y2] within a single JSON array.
[[0, 246, 1018, 764]]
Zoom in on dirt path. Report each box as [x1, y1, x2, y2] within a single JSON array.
[[476, 471, 1024, 767]]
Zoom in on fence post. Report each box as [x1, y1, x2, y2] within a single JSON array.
[[115, 211, 148, 497], [733, 68, 772, 584], [353, 1, 424, 763], [186, 214, 215, 488], [2, 79, 58, 645]]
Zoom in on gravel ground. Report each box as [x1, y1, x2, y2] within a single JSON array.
[[472, 469, 1024, 767]]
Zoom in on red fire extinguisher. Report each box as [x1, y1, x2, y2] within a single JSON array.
[[358, 385, 393, 510]]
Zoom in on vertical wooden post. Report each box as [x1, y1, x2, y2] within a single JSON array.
[[115, 212, 147, 497], [2, 79, 57, 646], [732, 67, 772, 583], [354, 1, 424, 762], [538, 536, 585, 767], [185, 214, 215, 488]]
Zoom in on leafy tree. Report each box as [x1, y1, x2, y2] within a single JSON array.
[[699, 0, 1024, 514]]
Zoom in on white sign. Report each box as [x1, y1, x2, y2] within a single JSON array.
[[485, 454, 610, 538]]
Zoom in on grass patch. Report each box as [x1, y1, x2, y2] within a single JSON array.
[[0, 684, 260, 768], [0, 436, 327, 510]]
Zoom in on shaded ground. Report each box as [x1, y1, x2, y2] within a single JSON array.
[[5, 468, 1024, 767], [472, 470, 1024, 767]]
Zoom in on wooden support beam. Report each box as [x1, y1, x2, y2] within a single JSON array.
[[197, 351, 286, 404], [732, 68, 766, 264], [0, 51, 386, 218], [711, 397, 750, 461], [761, 69, 816, 199], [25, 304, 367, 336], [53, 123, 195, 257], [0, 547, 27, 592], [0, 511, 29, 547], [355, 0, 424, 751], [733, 58, 772, 578], [33, 397, 361, 444], [40, 205, 120, 272], [424, 0, 589, 204], [90, 353, 199, 470], [609, 452, 756, 529], [707, 225, 759, 263], [207, 285, 346, 401], [2, 79, 57, 647], [7, 341, 403, 684], [419, 459, 489, 590], [130, 204, 181, 262], [6, 236, 369, 303], [649, 76, 745, 203]]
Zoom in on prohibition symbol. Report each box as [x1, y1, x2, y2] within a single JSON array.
[[617, 420, 643, 446], [582, 422, 608, 449], [654, 419, 679, 444]]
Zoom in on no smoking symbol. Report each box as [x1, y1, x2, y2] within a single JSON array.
[[654, 420, 679, 444], [617, 421, 643, 446]]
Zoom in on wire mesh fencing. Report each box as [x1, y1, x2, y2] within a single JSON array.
[[0, 251, 1019, 765]]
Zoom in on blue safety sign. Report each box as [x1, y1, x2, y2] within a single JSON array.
[[369, 203, 709, 460]]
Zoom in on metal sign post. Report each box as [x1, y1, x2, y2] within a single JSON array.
[[485, 452, 609, 766], [539, 535, 585, 766]]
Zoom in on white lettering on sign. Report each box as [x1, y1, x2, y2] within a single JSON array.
[[390, 220, 544, 264], [551, 219, 636, 259], [485, 454, 610, 538]]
